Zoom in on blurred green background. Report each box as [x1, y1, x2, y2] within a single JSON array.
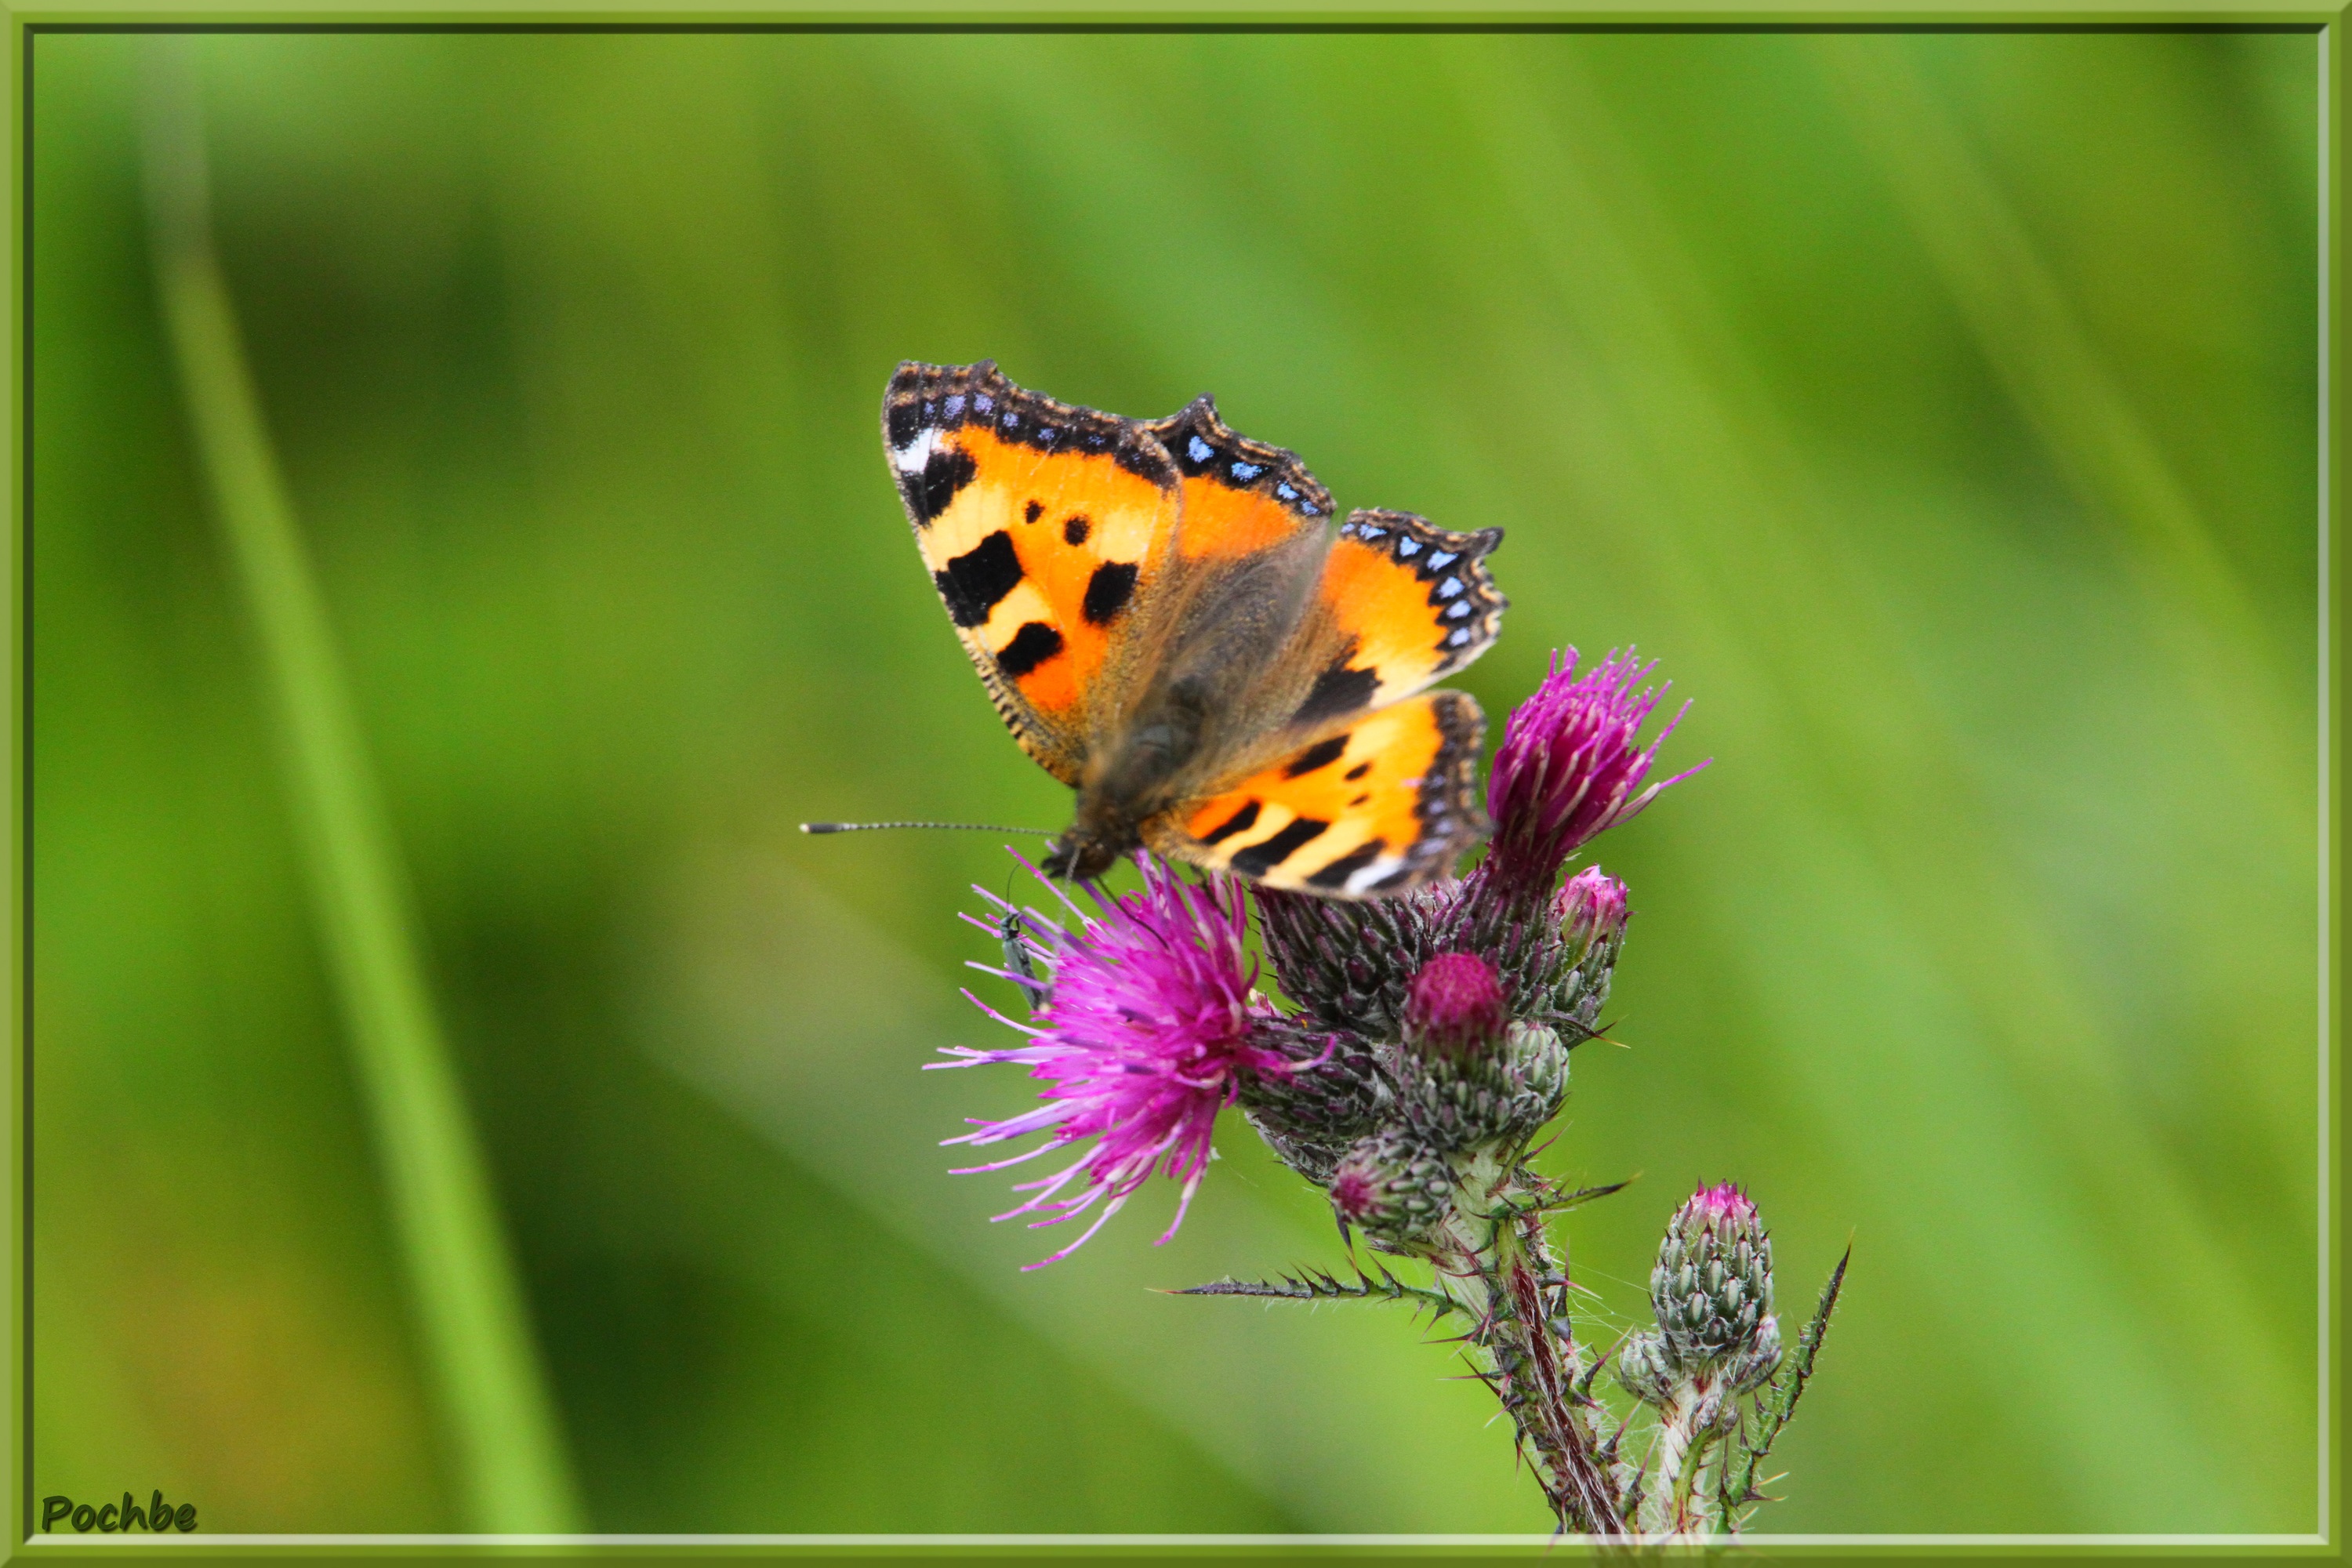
[[30, 28, 2321, 1536]]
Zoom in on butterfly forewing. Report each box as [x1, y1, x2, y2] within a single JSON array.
[[1145, 396, 1334, 563], [884, 361, 1178, 785]]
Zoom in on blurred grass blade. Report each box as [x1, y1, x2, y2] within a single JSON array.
[[136, 40, 583, 1536], [1820, 35, 2305, 820]]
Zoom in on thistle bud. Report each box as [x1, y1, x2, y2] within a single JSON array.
[[1396, 1020, 1570, 1152], [1237, 1018, 1391, 1185], [1556, 866, 1628, 954], [1403, 953, 1508, 1061], [1255, 884, 1457, 1039], [1649, 1183, 1780, 1388], [1328, 1131, 1454, 1243], [1539, 867, 1628, 1034]]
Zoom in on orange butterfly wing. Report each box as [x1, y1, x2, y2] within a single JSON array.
[[1312, 509, 1508, 712], [1136, 506, 1504, 895], [885, 362, 1510, 897], [1128, 504, 1506, 895], [884, 361, 1177, 786], [1147, 692, 1488, 895]]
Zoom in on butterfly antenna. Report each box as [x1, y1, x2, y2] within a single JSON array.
[[801, 820, 1058, 837]]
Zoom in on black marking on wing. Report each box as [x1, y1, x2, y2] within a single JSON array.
[[1293, 659, 1381, 728], [1283, 736, 1348, 778], [995, 621, 1065, 679], [886, 395, 925, 451], [1063, 514, 1091, 545], [902, 446, 978, 527], [1305, 838, 1388, 891], [1232, 817, 1330, 878], [935, 530, 1024, 628], [1082, 561, 1139, 626], [1197, 800, 1261, 846], [1024, 499, 1044, 523], [1344, 761, 1372, 781]]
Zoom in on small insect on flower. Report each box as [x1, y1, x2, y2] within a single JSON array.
[[985, 898, 1054, 1018], [932, 852, 1295, 1268]]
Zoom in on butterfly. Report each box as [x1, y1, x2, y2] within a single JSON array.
[[883, 361, 1507, 897]]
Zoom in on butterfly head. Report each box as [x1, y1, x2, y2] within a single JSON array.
[[1040, 826, 1129, 883]]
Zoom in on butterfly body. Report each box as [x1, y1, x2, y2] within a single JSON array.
[[884, 361, 1507, 896]]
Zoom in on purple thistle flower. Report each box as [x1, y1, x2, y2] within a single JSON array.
[[1479, 648, 1704, 902], [934, 853, 1289, 1269]]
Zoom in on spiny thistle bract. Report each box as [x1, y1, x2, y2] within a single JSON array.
[[927, 648, 1846, 1538]]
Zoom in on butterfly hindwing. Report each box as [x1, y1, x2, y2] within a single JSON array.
[[1300, 509, 1507, 717], [1146, 691, 1489, 896], [1173, 506, 1506, 798], [884, 361, 1178, 785]]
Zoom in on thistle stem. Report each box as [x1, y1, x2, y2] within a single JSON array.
[[1645, 1379, 1724, 1537], [1435, 1163, 1627, 1537]]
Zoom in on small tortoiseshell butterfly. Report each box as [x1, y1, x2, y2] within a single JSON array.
[[884, 361, 1507, 898]]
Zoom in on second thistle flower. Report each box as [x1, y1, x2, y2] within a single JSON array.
[[1391, 949, 1573, 1156], [1403, 950, 1511, 1060], [1478, 648, 1702, 905]]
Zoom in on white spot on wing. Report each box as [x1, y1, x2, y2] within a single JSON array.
[[891, 428, 940, 475]]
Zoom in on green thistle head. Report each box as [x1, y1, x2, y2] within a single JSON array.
[[1650, 1183, 1781, 1392]]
